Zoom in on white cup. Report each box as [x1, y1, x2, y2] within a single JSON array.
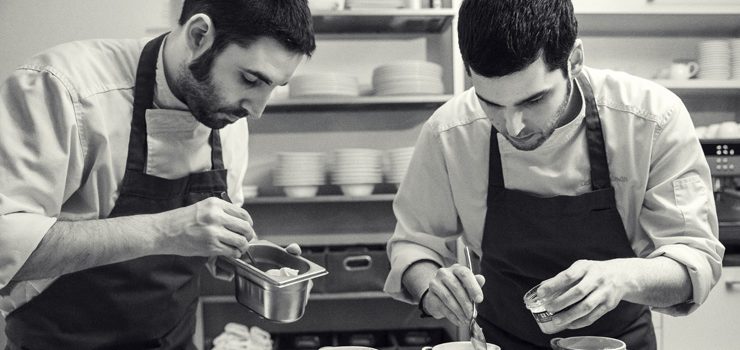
[[422, 341, 501, 350], [669, 61, 699, 80]]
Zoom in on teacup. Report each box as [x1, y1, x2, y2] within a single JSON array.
[[550, 336, 626, 350], [669, 61, 699, 80], [422, 341, 501, 350]]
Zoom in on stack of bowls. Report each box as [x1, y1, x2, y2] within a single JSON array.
[[242, 185, 259, 199], [731, 39, 740, 79], [385, 147, 414, 187], [372, 61, 444, 96], [698, 40, 731, 80], [331, 148, 383, 196], [273, 152, 326, 198], [345, 0, 404, 8], [289, 73, 359, 98]]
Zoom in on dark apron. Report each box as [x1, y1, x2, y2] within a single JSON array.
[[476, 74, 656, 350], [5, 33, 230, 350]]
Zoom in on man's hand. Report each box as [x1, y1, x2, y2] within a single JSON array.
[[421, 264, 485, 326], [160, 197, 256, 258], [537, 259, 634, 333]]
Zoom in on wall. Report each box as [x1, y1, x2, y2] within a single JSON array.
[[0, 0, 173, 81]]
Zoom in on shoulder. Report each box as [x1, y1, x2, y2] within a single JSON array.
[[424, 88, 490, 137], [16, 37, 149, 100], [583, 66, 684, 129]]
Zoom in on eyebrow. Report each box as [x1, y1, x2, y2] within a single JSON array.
[[243, 69, 289, 87], [475, 89, 551, 108]]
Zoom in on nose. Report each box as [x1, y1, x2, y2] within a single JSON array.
[[504, 109, 526, 136], [242, 88, 272, 119]]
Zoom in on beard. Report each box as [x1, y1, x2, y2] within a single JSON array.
[[501, 78, 574, 151], [174, 60, 248, 130]]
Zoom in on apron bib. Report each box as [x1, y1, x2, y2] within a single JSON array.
[[476, 74, 656, 350], [6, 33, 230, 350]]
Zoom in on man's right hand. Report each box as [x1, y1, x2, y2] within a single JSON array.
[[160, 197, 256, 258], [421, 264, 486, 326]]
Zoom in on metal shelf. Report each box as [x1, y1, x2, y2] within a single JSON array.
[[575, 7, 740, 36], [244, 194, 395, 204], [259, 233, 394, 247], [200, 291, 391, 304], [265, 95, 453, 111], [311, 9, 456, 33], [654, 80, 740, 95]]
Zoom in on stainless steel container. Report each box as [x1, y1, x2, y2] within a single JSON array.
[[218, 241, 328, 323]]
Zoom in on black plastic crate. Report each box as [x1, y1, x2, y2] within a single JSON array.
[[325, 245, 390, 293], [335, 330, 394, 350]]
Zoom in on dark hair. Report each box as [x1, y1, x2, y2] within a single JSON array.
[[179, 0, 316, 81], [457, 0, 577, 78]]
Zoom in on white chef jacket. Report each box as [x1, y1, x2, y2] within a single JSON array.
[[0, 36, 250, 316], [384, 66, 725, 316]]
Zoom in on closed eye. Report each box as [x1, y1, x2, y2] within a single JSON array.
[[242, 74, 259, 86]]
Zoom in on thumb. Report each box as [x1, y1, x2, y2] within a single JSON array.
[[475, 274, 486, 287]]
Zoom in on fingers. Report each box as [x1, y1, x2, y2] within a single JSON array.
[[424, 291, 466, 326], [223, 201, 254, 226], [453, 267, 484, 304], [213, 240, 243, 259], [552, 288, 616, 330], [217, 229, 250, 255], [221, 210, 257, 241], [285, 243, 302, 256]]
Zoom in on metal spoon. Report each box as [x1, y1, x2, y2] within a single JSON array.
[[464, 245, 487, 350]]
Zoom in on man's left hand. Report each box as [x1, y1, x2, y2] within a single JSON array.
[[536, 259, 634, 333]]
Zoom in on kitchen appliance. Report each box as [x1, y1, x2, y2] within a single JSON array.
[[216, 241, 328, 323], [702, 140, 740, 223]]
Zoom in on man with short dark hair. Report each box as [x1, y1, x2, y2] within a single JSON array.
[[384, 0, 724, 349], [0, 1, 314, 348]]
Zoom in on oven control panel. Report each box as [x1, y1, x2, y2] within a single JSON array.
[[702, 141, 740, 176]]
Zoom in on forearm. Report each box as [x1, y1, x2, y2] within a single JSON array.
[[402, 260, 442, 303], [620, 256, 692, 308], [11, 214, 166, 281]]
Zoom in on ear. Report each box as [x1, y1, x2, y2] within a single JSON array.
[[568, 39, 584, 77], [182, 14, 216, 60]]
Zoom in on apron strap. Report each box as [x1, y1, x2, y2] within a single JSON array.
[[576, 73, 612, 191], [126, 32, 226, 172]]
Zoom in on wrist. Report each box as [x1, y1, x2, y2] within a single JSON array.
[[418, 288, 433, 318]]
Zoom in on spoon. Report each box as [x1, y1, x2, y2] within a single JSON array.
[[464, 246, 487, 350]]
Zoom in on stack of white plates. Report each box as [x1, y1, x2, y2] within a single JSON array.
[[698, 40, 731, 80], [372, 61, 445, 96], [345, 0, 404, 9], [385, 147, 414, 185], [331, 148, 383, 196], [731, 39, 740, 80], [273, 152, 326, 197], [289, 73, 359, 98]]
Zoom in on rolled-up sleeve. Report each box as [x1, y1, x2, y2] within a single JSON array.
[[384, 120, 463, 303], [639, 100, 724, 316], [0, 67, 83, 291]]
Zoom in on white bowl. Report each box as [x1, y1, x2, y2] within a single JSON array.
[[340, 184, 375, 196], [283, 185, 319, 198], [242, 185, 259, 198]]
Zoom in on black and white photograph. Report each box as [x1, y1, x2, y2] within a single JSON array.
[[0, 0, 738, 349]]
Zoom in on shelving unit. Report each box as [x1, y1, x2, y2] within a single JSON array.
[[266, 95, 454, 111], [655, 80, 740, 95], [575, 7, 740, 36], [311, 9, 456, 33]]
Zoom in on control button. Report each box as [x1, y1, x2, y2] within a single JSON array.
[[731, 150, 736, 155], [723, 165, 729, 170], [731, 164, 736, 170], [717, 158, 722, 163], [718, 150, 723, 155], [724, 145, 729, 149], [717, 165, 723, 170]]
